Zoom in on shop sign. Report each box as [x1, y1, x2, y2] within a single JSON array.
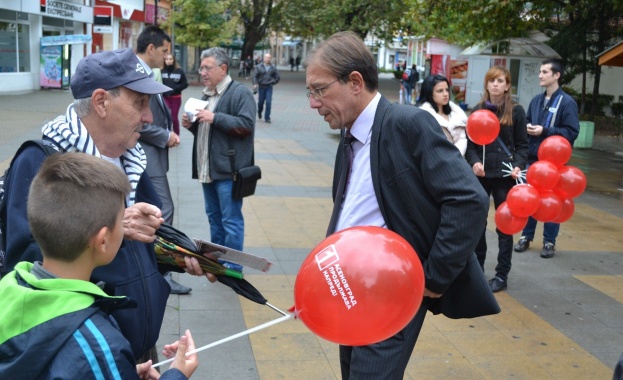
[[39, 0, 93, 23]]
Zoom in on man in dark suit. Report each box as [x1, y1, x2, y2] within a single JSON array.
[[306, 31, 499, 379], [136, 26, 190, 295]]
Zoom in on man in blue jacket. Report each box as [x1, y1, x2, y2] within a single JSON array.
[[1, 48, 178, 361], [514, 58, 579, 258]]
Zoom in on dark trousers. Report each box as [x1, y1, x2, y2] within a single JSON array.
[[257, 86, 273, 121], [475, 176, 515, 281], [163, 95, 182, 135], [339, 299, 429, 379]]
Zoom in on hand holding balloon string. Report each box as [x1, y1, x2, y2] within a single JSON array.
[[501, 162, 526, 184]]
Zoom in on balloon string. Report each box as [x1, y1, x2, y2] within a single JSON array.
[[151, 313, 292, 369], [482, 145, 485, 168]]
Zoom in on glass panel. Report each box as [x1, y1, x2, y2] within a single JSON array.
[[0, 21, 17, 72], [510, 59, 520, 95], [43, 16, 65, 27], [0, 9, 15, 20], [17, 23, 30, 72]]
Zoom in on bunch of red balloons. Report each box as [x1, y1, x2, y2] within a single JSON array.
[[495, 136, 587, 235]]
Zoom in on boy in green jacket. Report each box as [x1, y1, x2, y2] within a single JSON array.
[[0, 153, 198, 379]]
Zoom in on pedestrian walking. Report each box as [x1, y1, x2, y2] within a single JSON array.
[[162, 53, 189, 136], [253, 53, 280, 123]]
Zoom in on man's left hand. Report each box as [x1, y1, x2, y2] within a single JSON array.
[[123, 202, 164, 243], [424, 288, 442, 298]]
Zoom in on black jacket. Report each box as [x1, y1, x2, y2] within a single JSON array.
[[465, 103, 529, 177], [332, 96, 499, 318]]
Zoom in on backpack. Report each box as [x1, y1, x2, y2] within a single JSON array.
[[411, 70, 420, 85], [402, 69, 411, 82], [0, 139, 60, 277]]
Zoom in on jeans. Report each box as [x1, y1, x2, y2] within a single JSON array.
[[522, 217, 560, 245], [201, 180, 244, 251], [474, 177, 515, 281], [258, 86, 273, 121], [403, 84, 412, 105], [521, 162, 560, 245]]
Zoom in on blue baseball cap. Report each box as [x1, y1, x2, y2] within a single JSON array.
[[71, 48, 171, 99]]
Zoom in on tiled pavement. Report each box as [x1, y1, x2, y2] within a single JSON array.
[[1, 68, 623, 379]]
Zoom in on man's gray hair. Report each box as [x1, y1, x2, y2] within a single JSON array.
[[200, 47, 230, 68], [73, 87, 121, 118]]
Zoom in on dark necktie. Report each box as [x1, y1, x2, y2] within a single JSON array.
[[326, 130, 355, 236]]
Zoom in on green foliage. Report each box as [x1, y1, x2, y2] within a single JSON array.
[[273, 0, 409, 43], [612, 101, 623, 120], [163, 0, 235, 48]]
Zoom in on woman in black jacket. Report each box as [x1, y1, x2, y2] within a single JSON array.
[[465, 66, 529, 293], [162, 54, 189, 135]]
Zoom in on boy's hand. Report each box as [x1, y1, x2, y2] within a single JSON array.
[[123, 202, 164, 243], [163, 330, 199, 379], [136, 360, 161, 379]]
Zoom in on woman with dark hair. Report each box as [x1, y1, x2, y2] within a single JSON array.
[[464, 66, 529, 293], [162, 53, 189, 135], [417, 74, 468, 156]]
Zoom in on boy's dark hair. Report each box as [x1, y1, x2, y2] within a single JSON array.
[[542, 58, 564, 77], [137, 25, 171, 54], [28, 153, 131, 261]]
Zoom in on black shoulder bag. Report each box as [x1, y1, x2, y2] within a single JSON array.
[[228, 139, 261, 199]]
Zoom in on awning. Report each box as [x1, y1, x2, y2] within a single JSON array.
[[597, 41, 623, 67], [460, 38, 560, 58], [41, 34, 92, 47], [282, 40, 301, 47]]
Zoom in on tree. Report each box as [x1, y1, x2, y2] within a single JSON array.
[[409, 0, 623, 120], [165, 0, 234, 47], [273, 0, 409, 42], [232, 0, 275, 62]]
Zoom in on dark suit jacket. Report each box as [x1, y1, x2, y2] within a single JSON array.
[[139, 94, 172, 177], [332, 96, 499, 318]]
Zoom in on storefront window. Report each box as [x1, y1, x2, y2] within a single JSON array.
[[0, 11, 30, 73]]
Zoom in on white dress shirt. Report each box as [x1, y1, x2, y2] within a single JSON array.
[[336, 92, 386, 232]]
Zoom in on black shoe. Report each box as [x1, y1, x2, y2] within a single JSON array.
[[514, 236, 531, 252], [164, 272, 192, 294], [265, 119, 271, 123], [541, 243, 556, 258], [489, 276, 507, 293], [258, 113, 262, 120]]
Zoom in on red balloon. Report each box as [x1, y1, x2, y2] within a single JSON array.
[[551, 198, 575, 223], [495, 202, 528, 235], [506, 184, 541, 217], [526, 161, 560, 192], [532, 190, 563, 222], [294, 226, 424, 346], [538, 136, 573, 167], [466, 109, 500, 145], [553, 165, 587, 199]]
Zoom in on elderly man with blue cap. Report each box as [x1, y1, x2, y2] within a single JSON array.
[[1, 48, 185, 364]]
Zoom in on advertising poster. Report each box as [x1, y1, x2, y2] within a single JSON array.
[[448, 59, 468, 102], [40, 45, 62, 88]]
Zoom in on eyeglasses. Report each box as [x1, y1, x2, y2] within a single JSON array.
[[306, 79, 339, 100], [198, 65, 220, 74]]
